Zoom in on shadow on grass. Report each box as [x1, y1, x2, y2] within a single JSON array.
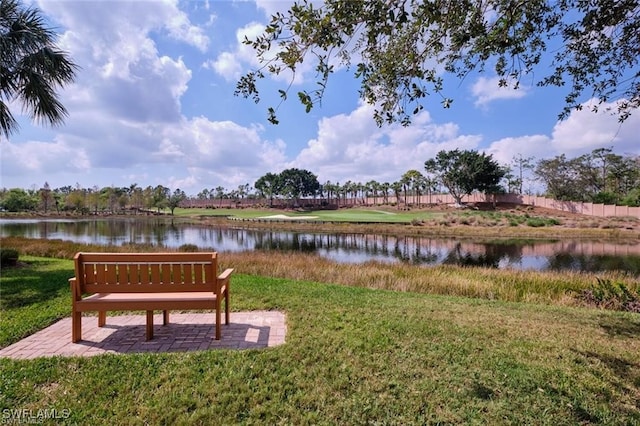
[[0, 260, 72, 310], [571, 348, 640, 421], [598, 315, 640, 338], [576, 350, 640, 381], [469, 381, 496, 400]]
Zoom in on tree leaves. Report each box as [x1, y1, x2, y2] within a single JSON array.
[[236, 0, 639, 126], [424, 149, 506, 205]]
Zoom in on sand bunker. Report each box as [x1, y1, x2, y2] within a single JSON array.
[[258, 214, 319, 220]]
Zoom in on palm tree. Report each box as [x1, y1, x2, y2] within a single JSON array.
[[380, 182, 390, 205], [214, 186, 226, 207], [342, 181, 354, 205], [391, 181, 402, 210], [365, 180, 378, 205], [424, 177, 437, 206], [402, 169, 425, 207], [399, 172, 412, 208], [1, 0, 78, 138], [323, 180, 338, 206]]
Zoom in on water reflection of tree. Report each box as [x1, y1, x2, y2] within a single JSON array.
[[252, 231, 318, 252], [493, 242, 525, 266], [3, 220, 639, 276], [390, 236, 439, 264], [442, 242, 526, 269], [166, 220, 182, 245], [547, 253, 640, 275]]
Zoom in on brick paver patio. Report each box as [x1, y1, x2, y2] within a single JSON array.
[[0, 311, 286, 359]]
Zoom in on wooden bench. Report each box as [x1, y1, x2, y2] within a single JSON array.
[[70, 252, 233, 343]]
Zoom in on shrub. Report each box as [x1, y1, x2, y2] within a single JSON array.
[[0, 248, 19, 266], [524, 217, 559, 227], [179, 244, 199, 252], [592, 191, 618, 205], [525, 218, 546, 227], [579, 278, 640, 313]]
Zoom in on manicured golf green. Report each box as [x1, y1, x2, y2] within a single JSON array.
[[175, 207, 439, 223]]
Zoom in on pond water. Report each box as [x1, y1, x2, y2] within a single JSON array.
[[1, 218, 639, 276]]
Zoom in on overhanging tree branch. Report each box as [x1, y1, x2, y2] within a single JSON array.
[[236, 0, 639, 126]]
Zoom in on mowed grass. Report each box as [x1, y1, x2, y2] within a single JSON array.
[[174, 207, 437, 223], [171, 206, 640, 238], [1, 256, 639, 424]]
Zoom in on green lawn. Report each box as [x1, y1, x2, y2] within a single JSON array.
[[174, 207, 438, 223], [1, 256, 639, 424]]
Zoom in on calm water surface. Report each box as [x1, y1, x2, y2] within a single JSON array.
[[1, 218, 639, 275]]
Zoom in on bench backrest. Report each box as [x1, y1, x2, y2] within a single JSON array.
[[73, 252, 218, 294]]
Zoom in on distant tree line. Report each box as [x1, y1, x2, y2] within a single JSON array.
[[1, 148, 639, 213], [0, 184, 186, 215], [535, 148, 640, 205]]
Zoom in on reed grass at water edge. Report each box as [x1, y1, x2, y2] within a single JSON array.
[[2, 236, 638, 308]]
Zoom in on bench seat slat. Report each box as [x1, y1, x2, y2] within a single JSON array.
[[76, 282, 215, 292], [75, 291, 219, 311]]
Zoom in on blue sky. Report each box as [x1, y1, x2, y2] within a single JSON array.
[[1, 0, 639, 196]]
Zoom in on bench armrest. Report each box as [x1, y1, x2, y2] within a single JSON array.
[[217, 268, 233, 295], [69, 277, 81, 300], [217, 268, 234, 281]]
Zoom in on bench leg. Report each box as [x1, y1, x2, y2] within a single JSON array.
[[146, 310, 154, 340], [72, 311, 82, 343], [98, 311, 106, 327], [163, 310, 169, 325], [225, 289, 230, 325], [215, 300, 221, 340]]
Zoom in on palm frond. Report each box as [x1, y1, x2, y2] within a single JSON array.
[[0, 0, 78, 138]]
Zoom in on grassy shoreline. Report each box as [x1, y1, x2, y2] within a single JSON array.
[[2, 237, 638, 309], [3, 205, 640, 240], [1, 256, 639, 424]]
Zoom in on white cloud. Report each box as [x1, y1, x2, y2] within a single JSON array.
[[164, 8, 210, 52], [254, 0, 323, 18], [206, 22, 265, 81], [205, 52, 242, 81], [485, 98, 640, 167], [167, 174, 198, 191], [294, 103, 482, 184], [2, 112, 289, 193], [208, 18, 313, 85], [0, 137, 90, 177], [39, 1, 195, 125], [550, 99, 640, 156], [471, 76, 528, 107], [486, 135, 551, 165], [39, 0, 209, 52]]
